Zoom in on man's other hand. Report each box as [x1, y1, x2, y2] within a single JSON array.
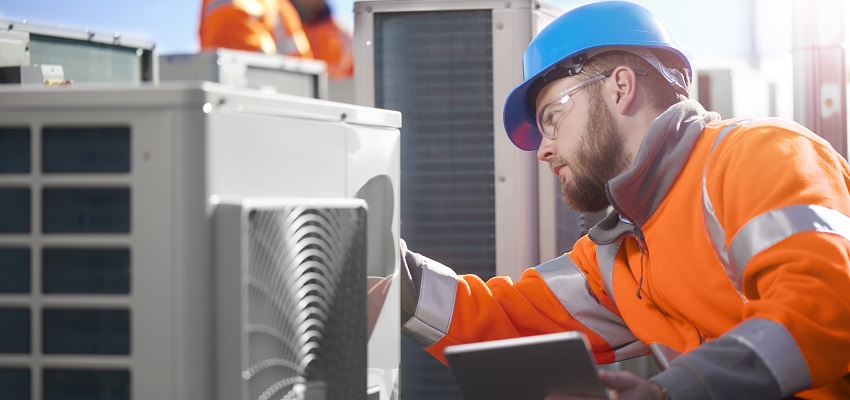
[[545, 370, 665, 400]]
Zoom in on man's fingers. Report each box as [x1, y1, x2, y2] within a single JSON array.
[[599, 370, 643, 391], [544, 395, 604, 400]]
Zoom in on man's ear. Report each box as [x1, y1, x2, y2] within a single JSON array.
[[609, 66, 639, 116]]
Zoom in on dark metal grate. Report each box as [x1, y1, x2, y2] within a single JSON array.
[[43, 369, 130, 400], [42, 309, 130, 355], [0, 248, 30, 294], [375, 9, 496, 278], [42, 127, 131, 173], [374, 9, 495, 400], [0, 128, 30, 174], [0, 368, 29, 400], [43, 248, 131, 294], [42, 188, 131, 233]]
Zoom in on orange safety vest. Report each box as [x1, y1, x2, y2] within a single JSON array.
[[400, 101, 850, 399], [199, 0, 353, 80]]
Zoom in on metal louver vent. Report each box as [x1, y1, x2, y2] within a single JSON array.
[[240, 204, 367, 400], [28, 34, 147, 83]]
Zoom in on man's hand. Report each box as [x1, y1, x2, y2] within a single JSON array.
[[545, 370, 665, 400]]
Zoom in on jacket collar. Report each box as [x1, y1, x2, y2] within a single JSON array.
[[590, 100, 720, 243]]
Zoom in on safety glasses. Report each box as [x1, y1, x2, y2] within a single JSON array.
[[535, 71, 612, 141]]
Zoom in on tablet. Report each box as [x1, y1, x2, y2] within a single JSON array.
[[444, 331, 608, 400]]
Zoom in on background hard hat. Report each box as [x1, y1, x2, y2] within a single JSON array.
[[503, 1, 691, 151]]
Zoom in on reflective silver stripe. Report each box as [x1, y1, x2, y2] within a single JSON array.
[[654, 318, 809, 399], [615, 339, 649, 361], [203, 0, 232, 17], [400, 258, 458, 347], [729, 205, 850, 289], [536, 255, 642, 361], [596, 242, 621, 308], [702, 181, 730, 267], [726, 318, 812, 397], [701, 122, 746, 298], [402, 317, 445, 348]]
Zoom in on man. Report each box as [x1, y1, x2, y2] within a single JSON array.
[[399, 1, 850, 399], [199, 0, 353, 79]]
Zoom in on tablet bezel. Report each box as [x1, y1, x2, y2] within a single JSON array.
[[444, 331, 608, 400]]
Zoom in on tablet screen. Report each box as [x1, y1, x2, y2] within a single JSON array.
[[444, 331, 608, 400]]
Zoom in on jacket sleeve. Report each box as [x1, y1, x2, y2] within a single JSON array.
[[399, 238, 645, 365], [654, 119, 850, 399]]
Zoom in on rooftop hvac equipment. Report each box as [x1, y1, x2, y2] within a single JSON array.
[[159, 49, 329, 100], [0, 19, 156, 84], [352, 1, 593, 398], [0, 82, 400, 400], [354, 0, 563, 303]]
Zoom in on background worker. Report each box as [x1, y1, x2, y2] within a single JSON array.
[[399, 1, 850, 398], [198, 0, 353, 79]]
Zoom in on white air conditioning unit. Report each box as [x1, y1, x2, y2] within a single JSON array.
[[0, 82, 400, 400], [159, 49, 329, 100], [354, 0, 562, 287]]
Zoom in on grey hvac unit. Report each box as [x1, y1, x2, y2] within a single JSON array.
[[0, 82, 400, 400], [159, 49, 329, 100], [694, 66, 773, 122], [0, 19, 156, 84], [353, 1, 575, 398]]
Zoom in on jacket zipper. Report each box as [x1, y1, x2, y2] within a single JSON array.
[[605, 185, 651, 299], [634, 228, 648, 299]]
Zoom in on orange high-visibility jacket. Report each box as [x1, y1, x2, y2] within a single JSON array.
[[198, 0, 353, 79], [400, 100, 850, 399]]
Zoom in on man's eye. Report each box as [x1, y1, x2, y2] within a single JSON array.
[[543, 110, 560, 126]]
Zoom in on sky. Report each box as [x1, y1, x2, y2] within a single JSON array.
[[0, 0, 807, 55], [1, 0, 846, 120]]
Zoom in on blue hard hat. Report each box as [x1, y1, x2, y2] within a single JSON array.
[[503, 1, 691, 151]]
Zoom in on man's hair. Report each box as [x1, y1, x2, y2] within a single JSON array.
[[577, 50, 690, 111]]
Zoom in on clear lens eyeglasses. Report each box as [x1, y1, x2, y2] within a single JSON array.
[[535, 72, 611, 141]]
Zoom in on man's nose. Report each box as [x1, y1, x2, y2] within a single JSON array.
[[537, 137, 555, 162]]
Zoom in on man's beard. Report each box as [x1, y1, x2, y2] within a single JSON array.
[[559, 90, 630, 212]]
